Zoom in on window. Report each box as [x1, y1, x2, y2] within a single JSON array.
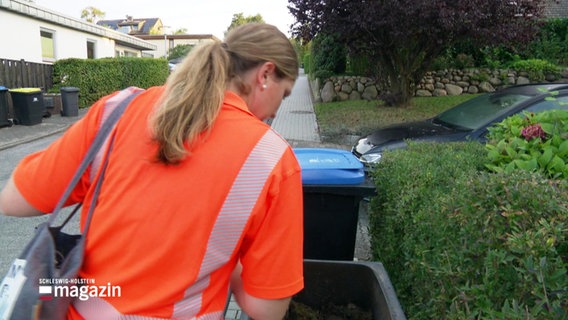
[[87, 40, 96, 59], [40, 29, 55, 62], [526, 95, 568, 112]]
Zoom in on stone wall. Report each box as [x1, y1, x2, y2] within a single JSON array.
[[315, 68, 568, 102]]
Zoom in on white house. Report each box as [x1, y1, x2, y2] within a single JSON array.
[[0, 0, 157, 64]]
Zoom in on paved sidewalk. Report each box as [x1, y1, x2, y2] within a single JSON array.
[[271, 71, 321, 143], [0, 108, 88, 151]]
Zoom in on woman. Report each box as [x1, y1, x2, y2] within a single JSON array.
[[0, 23, 304, 319]]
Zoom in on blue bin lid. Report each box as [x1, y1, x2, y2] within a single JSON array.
[[0, 86, 7, 91], [293, 148, 365, 185]]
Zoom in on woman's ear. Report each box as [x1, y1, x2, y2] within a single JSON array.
[[256, 62, 276, 87]]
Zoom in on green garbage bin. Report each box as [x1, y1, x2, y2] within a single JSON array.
[[60, 87, 79, 117], [0, 86, 12, 128], [9, 88, 45, 126], [294, 148, 376, 260]]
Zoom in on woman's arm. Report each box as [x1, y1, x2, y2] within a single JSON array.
[[0, 174, 43, 217], [230, 262, 291, 320]]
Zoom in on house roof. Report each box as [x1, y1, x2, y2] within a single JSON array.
[[136, 34, 220, 42], [543, 0, 568, 19], [97, 17, 162, 35]]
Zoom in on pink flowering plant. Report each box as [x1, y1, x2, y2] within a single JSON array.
[[486, 109, 568, 179], [521, 123, 547, 140]]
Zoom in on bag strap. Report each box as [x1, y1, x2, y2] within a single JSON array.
[[47, 88, 143, 225]]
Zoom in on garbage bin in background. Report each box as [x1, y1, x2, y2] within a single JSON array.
[[294, 148, 377, 261], [0, 86, 12, 128], [9, 88, 45, 126], [43, 93, 62, 116], [60, 87, 79, 117]]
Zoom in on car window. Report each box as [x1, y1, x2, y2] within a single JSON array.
[[525, 95, 568, 112], [434, 93, 532, 130]]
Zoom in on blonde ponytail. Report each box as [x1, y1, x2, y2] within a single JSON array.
[[151, 23, 299, 165], [151, 42, 229, 164]]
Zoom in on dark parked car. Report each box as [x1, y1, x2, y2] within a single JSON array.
[[352, 83, 568, 165]]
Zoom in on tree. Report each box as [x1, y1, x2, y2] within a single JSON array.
[[80, 6, 105, 23], [173, 28, 188, 35], [225, 13, 265, 36], [167, 44, 194, 61], [289, 0, 545, 106]]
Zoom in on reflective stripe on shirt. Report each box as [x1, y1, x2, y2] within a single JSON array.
[[89, 86, 144, 182]]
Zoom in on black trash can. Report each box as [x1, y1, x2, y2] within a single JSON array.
[[294, 148, 376, 261], [43, 93, 62, 116], [9, 88, 45, 126], [60, 87, 79, 117], [0, 86, 12, 128]]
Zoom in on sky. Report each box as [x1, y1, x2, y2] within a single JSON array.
[[34, 0, 296, 40]]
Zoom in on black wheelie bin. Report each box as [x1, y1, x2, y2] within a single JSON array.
[[9, 88, 45, 126], [294, 148, 376, 261]]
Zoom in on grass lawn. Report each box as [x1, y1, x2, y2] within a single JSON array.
[[314, 94, 479, 144]]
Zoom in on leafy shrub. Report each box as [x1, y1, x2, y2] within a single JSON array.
[[311, 33, 347, 75], [347, 53, 371, 76], [508, 59, 560, 81], [480, 45, 517, 69], [486, 109, 568, 179], [303, 52, 312, 75], [468, 71, 491, 83], [370, 141, 567, 319], [454, 53, 475, 69], [525, 18, 568, 66], [430, 55, 451, 71]]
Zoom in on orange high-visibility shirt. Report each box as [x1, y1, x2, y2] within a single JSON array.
[[13, 86, 304, 318]]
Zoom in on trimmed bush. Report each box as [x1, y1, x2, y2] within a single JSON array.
[[370, 141, 567, 319]]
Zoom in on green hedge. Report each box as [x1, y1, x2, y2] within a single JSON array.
[[370, 141, 567, 319], [52, 57, 169, 107]]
